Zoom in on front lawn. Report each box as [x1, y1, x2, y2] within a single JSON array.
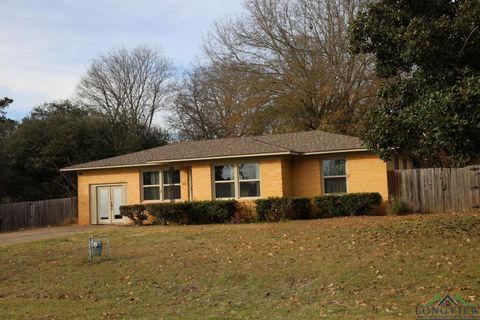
[[0, 212, 479, 319]]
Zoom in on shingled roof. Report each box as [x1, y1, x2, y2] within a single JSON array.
[[61, 131, 366, 171]]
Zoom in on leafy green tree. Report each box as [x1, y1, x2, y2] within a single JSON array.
[[350, 0, 480, 166], [3, 101, 170, 201], [0, 97, 15, 202]]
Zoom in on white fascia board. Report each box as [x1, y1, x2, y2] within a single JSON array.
[[60, 163, 160, 172], [302, 148, 369, 155]]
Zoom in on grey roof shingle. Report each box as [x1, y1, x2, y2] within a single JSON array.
[[62, 131, 366, 171]]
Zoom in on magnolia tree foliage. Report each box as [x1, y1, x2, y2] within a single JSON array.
[[350, 0, 480, 166]]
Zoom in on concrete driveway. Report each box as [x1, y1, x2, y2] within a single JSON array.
[[0, 225, 118, 246]]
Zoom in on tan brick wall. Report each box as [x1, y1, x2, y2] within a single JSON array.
[[260, 158, 285, 197], [346, 153, 389, 200], [281, 158, 293, 197], [191, 163, 212, 200], [288, 152, 388, 200], [291, 157, 322, 197], [77, 168, 141, 225], [180, 167, 190, 201], [76, 152, 390, 224], [78, 166, 191, 225]]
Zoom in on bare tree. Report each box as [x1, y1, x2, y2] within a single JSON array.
[[184, 0, 378, 136], [170, 62, 277, 140], [77, 45, 173, 150]]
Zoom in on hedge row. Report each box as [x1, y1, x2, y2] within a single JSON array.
[[120, 200, 237, 225], [255, 197, 312, 222], [120, 193, 383, 225], [314, 193, 383, 218]]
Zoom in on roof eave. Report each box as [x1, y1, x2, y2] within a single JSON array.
[[302, 148, 369, 155], [60, 151, 297, 172]]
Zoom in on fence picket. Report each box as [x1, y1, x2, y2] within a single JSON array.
[[0, 197, 78, 232], [389, 166, 480, 213]]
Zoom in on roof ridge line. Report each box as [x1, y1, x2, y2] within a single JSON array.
[[247, 136, 299, 154]]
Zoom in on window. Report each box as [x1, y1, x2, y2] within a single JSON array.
[[163, 170, 181, 200], [213, 163, 260, 199], [402, 158, 407, 170], [214, 165, 235, 198], [142, 169, 181, 201], [143, 171, 161, 200], [322, 159, 346, 194], [239, 163, 260, 197]]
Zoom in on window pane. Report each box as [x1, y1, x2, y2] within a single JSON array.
[[323, 160, 346, 176], [163, 170, 180, 184], [215, 182, 235, 198], [144, 186, 160, 200], [143, 171, 159, 185], [164, 185, 181, 200], [240, 181, 260, 197], [324, 178, 346, 194], [214, 165, 234, 181], [239, 163, 259, 180]]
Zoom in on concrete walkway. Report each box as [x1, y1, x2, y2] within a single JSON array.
[[0, 225, 118, 246]]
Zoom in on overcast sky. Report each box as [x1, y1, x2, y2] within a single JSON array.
[[0, 0, 244, 121]]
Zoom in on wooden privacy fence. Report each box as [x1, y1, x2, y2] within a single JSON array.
[[0, 197, 78, 232], [388, 166, 480, 213]]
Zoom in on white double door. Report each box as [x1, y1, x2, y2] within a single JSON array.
[[96, 185, 125, 224]]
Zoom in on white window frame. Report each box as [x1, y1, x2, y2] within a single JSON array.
[[141, 169, 181, 202], [142, 171, 162, 201], [322, 159, 347, 194], [212, 162, 261, 200], [163, 169, 182, 200]]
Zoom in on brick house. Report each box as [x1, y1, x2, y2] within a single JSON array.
[[61, 131, 412, 224]]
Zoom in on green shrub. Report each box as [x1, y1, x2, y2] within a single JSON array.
[[341, 193, 382, 216], [146, 203, 190, 225], [144, 200, 237, 225], [255, 197, 312, 222], [387, 198, 410, 215], [189, 200, 237, 224], [120, 204, 147, 225], [314, 193, 383, 218], [290, 198, 313, 220], [313, 195, 344, 218]]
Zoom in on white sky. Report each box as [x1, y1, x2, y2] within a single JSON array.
[[0, 0, 244, 121]]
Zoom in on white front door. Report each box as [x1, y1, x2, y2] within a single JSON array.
[[96, 185, 125, 224]]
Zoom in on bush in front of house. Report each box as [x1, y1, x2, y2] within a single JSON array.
[[120, 204, 148, 225], [188, 200, 238, 224], [143, 200, 238, 225], [255, 197, 312, 222], [386, 197, 410, 215], [146, 203, 190, 225], [314, 192, 382, 218], [341, 193, 383, 216], [313, 195, 344, 218]]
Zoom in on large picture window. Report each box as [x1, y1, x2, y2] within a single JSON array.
[[213, 163, 260, 199], [322, 160, 346, 194], [142, 169, 181, 201]]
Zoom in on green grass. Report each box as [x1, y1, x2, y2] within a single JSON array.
[[0, 212, 479, 319]]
